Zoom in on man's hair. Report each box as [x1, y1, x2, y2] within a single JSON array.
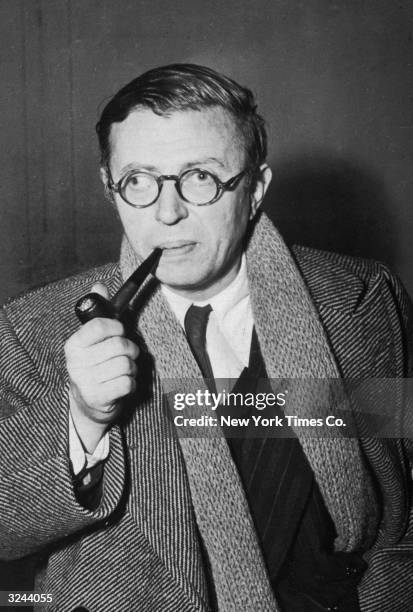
[[96, 63, 267, 171]]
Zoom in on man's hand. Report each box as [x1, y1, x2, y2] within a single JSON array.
[[65, 283, 139, 452]]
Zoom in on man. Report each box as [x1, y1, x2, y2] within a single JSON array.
[[0, 64, 412, 612]]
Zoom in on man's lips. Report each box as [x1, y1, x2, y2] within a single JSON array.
[[156, 240, 197, 256]]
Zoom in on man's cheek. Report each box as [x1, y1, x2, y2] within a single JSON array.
[[123, 225, 148, 253]]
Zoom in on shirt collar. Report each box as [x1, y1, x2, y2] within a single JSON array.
[[161, 254, 249, 328]]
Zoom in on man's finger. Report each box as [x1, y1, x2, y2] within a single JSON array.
[[66, 317, 125, 349], [94, 355, 138, 383], [100, 376, 137, 402], [70, 336, 140, 367]]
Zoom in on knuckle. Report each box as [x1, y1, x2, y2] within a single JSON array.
[[108, 335, 126, 355], [113, 320, 125, 335], [129, 342, 140, 360], [71, 382, 117, 415], [118, 355, 130, 371], [116, 336, 128, 353], [89, 388, 110, 410], [107, 319, 124, 336], [100, 402, 117, 415], [130, 361, 138, 375], [95, 316, 121, 336], [118, 375, 135, 396], [90, 317, 106, 336]]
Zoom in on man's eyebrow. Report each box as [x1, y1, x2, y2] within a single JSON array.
[[119, 157, 227, 175], [182, 157, 227, 170], [119, 162, 159, 174]]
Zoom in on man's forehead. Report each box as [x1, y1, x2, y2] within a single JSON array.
[[108, 106, 244, 172]]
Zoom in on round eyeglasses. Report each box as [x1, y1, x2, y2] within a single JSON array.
[[107, 167, 250, 208]]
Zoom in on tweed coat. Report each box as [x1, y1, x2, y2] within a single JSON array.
[[0, 220, 412, 611]]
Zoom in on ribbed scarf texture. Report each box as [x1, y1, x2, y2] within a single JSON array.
[[119, 212, 377, 611]]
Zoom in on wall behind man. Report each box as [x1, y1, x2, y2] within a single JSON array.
[[0, 0, 412, 306]]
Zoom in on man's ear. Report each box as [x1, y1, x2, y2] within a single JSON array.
[[249, 163, 272, 220], [99, 165, 108, 186], [100, 166, 114, 203]]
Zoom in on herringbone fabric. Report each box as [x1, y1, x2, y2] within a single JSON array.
[[293, 245, 413, 612], [0, 212, 412, 611], [0, 273, 210, 611]]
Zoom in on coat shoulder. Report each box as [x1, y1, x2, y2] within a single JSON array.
[[2, 263, 121, 357], [3, 263, 120, 324], [292, 244, 383, 281], [291, 245, 413, 377], [291, 245, 394, 313]]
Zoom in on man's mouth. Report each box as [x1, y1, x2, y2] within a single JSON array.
[[157, 241, 197, 256]]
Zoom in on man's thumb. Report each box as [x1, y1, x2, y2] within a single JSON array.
[[90, 282, 110, 300]]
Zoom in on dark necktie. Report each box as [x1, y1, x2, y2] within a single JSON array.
[[184, 304, 215, 385]]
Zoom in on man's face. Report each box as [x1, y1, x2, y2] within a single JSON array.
[[106, 107, 271, 299]]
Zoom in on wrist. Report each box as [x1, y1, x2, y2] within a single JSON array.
[[69, 387, 108, 453]]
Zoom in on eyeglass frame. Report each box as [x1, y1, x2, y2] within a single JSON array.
[[105, 165, 253, 208]]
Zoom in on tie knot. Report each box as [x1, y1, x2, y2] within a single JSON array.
[[184, 304, 212, 346]]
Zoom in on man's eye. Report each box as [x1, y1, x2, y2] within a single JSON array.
[[191, 171, 214, 184], [129, 175, 143, 186], [126, 173, 153, 190]]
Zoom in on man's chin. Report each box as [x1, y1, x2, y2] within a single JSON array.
[[156, 273, 206, 292], [154, 265, 214, 294]]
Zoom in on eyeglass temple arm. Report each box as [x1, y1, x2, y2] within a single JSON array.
[[105, 166, 120, 191], [221, 168, 251, 190]]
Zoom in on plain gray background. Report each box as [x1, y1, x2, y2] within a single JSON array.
[[0, 0, 412, 598]]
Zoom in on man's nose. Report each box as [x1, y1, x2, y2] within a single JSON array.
[[155, 181, 189, 225]]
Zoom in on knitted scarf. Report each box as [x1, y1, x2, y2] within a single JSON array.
[[119, 212, 377, 611]]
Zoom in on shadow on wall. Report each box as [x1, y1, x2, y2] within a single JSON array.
[[264, 151, 396, 267]]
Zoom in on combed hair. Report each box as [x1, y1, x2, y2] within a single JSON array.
[[96, 63, 267, 171]]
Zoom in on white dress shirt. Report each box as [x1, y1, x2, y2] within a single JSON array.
[[69, 396, 110, 476], [161, 254, 253, 379], [69, 254, 253, 475]]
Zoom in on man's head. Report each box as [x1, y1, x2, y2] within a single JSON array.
[[96, 64, 272, 300]]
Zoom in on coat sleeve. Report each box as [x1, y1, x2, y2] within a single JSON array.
[[378, 264, 413, 453], [378, 263, 413, 378], [0, 308, 126, 560]]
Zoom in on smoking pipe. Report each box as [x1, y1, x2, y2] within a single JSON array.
[[74, 248, 162, 324]]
